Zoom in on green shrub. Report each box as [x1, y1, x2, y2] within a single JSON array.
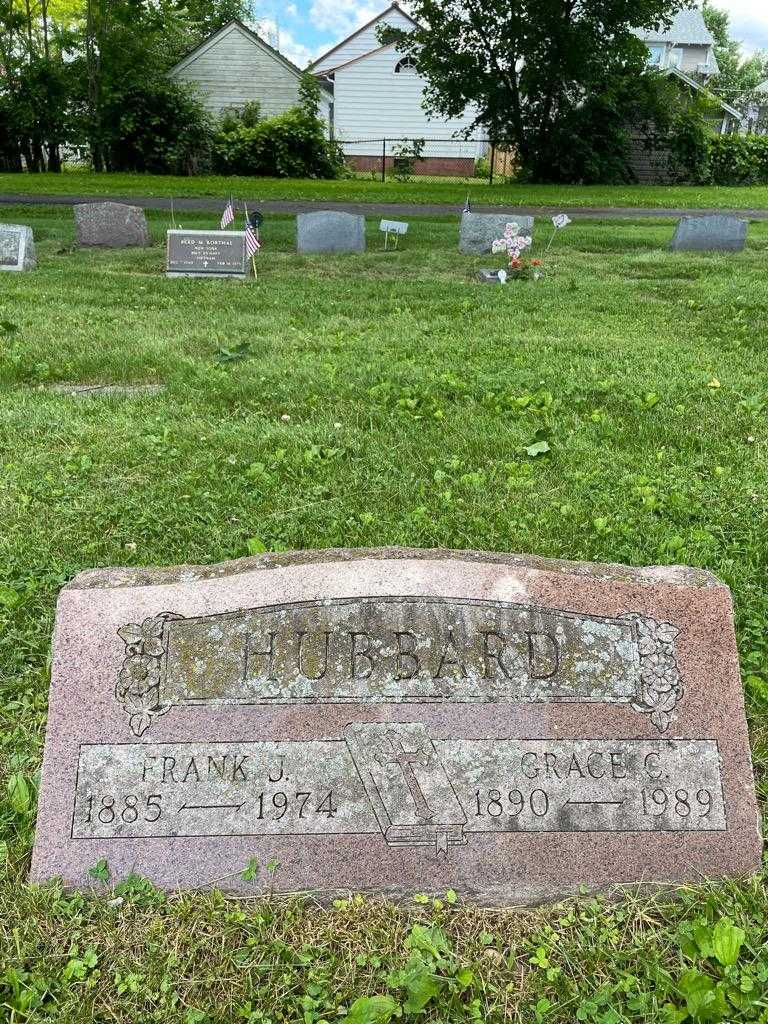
[[708, 133, 768, 185], [212, 107, 344, 178], [665, 108, 712, 184]]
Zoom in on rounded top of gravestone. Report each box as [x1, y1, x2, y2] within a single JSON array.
[[61, 545, 726, 591]]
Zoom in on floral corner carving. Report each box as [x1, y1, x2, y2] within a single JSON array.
[[116, 612, 182, 737], [621, 614, 684, 734]]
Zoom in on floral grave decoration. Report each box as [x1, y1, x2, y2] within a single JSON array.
[[490, 213, 571, 282]]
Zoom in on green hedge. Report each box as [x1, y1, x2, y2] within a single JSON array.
[[212, 108, 344, 179], [707, 134, 768, 185]]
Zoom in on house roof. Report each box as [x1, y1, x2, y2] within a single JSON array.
[[308, 3, 418, 72], [667, 66, 741, 119], [170, 19, 332, 91], [636, 9, 715, 46], [756, 79, 768, 95], [317, 41, 399, 76]]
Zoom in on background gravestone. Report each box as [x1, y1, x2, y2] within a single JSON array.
[[297, 211, 366, 254], [30, 547, 761, 904], [74, 202, 151, 248], [670, 215, 748, 253], [0, 223, 36, 271], [460, 212, 534, 254]]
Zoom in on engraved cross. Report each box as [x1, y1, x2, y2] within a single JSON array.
[[374, 732, 434, 823]]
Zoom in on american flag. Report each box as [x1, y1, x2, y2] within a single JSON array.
[[244, 218, 261, 258], [220, 197, 234, 229]]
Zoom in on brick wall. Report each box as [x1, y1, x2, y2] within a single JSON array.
[[346, 154, 477, 177]]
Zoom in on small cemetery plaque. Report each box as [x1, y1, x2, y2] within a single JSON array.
[[380, 219, 408, 250], [166, 230, 251, 279], [478, 269, 505, 284], [0, 223, 36, 271], [460, 212, 534, 255], [670, 215, 748, 253], [74, 202, 151, 248], [31, 548, 761, 904], [297, 211, 365, 254]]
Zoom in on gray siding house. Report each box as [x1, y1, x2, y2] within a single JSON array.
[[169, 21, 332, 124], [635, 9, 720, 78]]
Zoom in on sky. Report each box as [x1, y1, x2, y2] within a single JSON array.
[[252, 0, 768, 69]]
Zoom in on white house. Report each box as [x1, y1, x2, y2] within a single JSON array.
[[635, 8, 720, 78], [310, 4, 484, 175], [634, 9, 741, 134], [169, 20, 332, 125]]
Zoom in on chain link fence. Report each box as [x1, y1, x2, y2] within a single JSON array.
[[337, 137, 517, 184]]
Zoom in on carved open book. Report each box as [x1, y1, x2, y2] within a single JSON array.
[[344, 722, 467, 853]]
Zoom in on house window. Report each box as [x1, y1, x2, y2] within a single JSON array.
[[669, 47, 684, 69], [647, 44, 664, 67], [394, 56, 416, 73]]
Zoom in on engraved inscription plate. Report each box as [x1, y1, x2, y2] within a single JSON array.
[[32, 547, 762, 903], [72, 731, 725, 842], [115, 599, 683, 736], [166, 230, 249, 278]]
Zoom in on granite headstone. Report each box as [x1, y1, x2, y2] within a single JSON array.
[[166, 230, 251, 279], [297, 211, 366, 254], [670, 215, 748, 253], [31, 548, 761, 904], [74, 202, 151, 248], [0, 223, 36, 271], [460, 212, 534, 255]]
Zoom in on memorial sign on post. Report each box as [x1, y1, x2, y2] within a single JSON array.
[[31, 548, 761, 904], [166, 230, 251, 279]]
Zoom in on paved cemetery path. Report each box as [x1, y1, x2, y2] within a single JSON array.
[[1, 192, 768, 219]]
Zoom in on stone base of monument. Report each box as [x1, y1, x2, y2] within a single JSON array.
[[31, 547, 761, 905], [0, 223, 36, 271], [166, 230, 252, 279], [74, 202, 151, 248]]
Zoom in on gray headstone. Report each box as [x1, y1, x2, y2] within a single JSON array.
[[670, 215, 747, 253], [297, 211, 366, 254], [74, 202, 151, 248], [29, 547, 761, 905], [460, 212, 534, 255], [166, 230, 250, 279], [0, 224, 36, 271]]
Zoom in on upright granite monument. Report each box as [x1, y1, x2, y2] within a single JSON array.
[[0, 223, 36, 271], [670, 215, 748, 253], [74, 202, 151, 248], [460, 213, 534, 255], [297, 211, 366, 254], [31, 548, 761, 904]]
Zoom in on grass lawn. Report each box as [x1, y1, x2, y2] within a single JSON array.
[[2, 169, 768, 209], [0, 206, 767, 1023]]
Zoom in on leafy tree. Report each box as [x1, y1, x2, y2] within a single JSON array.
[[702, 1, 768, 115], [383, 0, 692, 181]]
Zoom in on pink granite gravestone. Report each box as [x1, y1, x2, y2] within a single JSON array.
[[31, 548, 761, 904]]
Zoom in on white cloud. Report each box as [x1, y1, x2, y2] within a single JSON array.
[[705, 0, 768, 54], [308, 0, 379, 38], [254, 17, 316, 67]]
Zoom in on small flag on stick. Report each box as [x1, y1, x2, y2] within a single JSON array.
[[463, 193, 471, 213], [220, 196, 235, 229], [244, 218, 261, 258], [244, 204, 261, 279]]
